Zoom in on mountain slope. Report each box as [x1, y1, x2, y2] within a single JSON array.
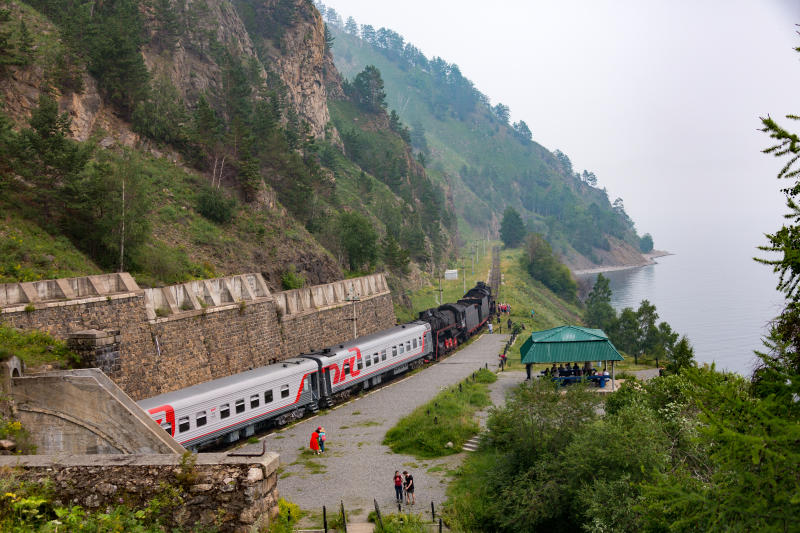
[[326, 16, 648, 268], [0, 0, 455, 289]]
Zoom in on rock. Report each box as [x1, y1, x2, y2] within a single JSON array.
[[0, 439, 16, 451], [190, 483, 213, 493], [246, 467, 263, 483], [445, 441, 454, 448], [96, 482, 117, 496]]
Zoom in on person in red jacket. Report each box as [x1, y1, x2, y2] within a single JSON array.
[[310, 429, 320, 455]]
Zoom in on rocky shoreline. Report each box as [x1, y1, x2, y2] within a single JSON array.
[[572, 250, 672, 276]]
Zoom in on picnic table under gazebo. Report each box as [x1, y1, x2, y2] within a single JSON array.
[[519, 325, 624, 389]]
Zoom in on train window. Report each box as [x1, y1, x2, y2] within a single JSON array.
[[344, 361, 350, 375], [281, 384, 290, 398], [178, 416, 190, 433], [357, 358, 363, 370], [413, 338, 417, 349], [220, 404, 230, 419], [399, 344, 405, 354], [365, 357, 371, 367], [196, 411, 207, 427], [161, 422, 172, 434], [381, 350, 387, 361], [250, 395, 260, 409], [406, 341, 411, 351], [392, 346, 397, 357], [235, 399, 245, 414], [265, 390, 273, 403], [373, 353, 379, 365]]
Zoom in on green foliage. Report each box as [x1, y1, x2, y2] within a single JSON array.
[[132, 76, 189, 146], [0, 324, 78, 368], [269, 498, 301, 533], [499, 206, 525, 248], [24, 0, 150, 118], [338, 211, 378, 271], [280, 265, 305, 290], [349, 65, 387, 113], [523, 233, 577, 301], [196, 188, 236, 224], [381, 235, 410, 274], [383, 369, 495, 458], [584, 273, 616, 330], [639, 232, 654, 253], [373, 512, 428, 533]]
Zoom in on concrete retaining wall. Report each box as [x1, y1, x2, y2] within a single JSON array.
[[0, 273, 396, 400], [0, 452, 280, 532]]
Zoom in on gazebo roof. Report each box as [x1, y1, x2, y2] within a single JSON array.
[[520, 325, 624, 364]]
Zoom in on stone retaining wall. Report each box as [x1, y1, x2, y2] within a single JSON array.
[[0, 452, 279, 532], [0, 273, 396, 400]]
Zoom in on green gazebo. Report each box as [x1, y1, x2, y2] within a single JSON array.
[[520, 325, 624, 388]]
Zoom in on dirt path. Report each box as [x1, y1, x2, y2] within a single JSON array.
[[237, 334, 512, 522]]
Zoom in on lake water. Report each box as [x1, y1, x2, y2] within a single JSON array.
[[580, 223, 785, 376]]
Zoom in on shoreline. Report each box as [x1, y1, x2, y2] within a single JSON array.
[[572, 250, 672, 276]]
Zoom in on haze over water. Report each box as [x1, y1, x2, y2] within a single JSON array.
[[584, 217, 784, 376]]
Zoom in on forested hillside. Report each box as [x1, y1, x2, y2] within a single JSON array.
[[323, 4, 652, 269], [0, 0, 454, 289]]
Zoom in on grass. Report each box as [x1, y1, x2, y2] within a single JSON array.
[[290, 449, 327, 475], [383, 368, 497, 458], [0, 324, 79, 369]]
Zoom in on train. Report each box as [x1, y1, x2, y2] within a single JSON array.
[[138, 281, 495, 450]]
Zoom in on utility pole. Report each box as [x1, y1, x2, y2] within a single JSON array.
[[345, 286, 360, 339], [436, 272, 443, 305], [461, 259, 466, 294]]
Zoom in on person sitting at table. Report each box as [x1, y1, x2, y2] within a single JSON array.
[[542, 366, 550, 377], [550, 364, 558, 376], [572, 363, 581, 376], [603, 368, 610, 377], [591, 368, 598, 376], [558, 364, 567, 377]]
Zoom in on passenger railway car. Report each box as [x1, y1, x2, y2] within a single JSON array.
[[138, 357, 319, 449], [301, 321, 432, 405]]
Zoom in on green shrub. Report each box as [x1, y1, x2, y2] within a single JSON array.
[[196, 188, 236, 224], [280, 266, 306, 290]]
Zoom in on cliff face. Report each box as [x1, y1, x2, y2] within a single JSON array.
[[140, 0, 263, 112], [232, 0, 340, 138]]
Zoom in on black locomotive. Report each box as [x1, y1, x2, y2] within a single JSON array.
[[418, 281, 495, 359]]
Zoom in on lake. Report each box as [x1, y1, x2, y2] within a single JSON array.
[[580, 225, 785, 376]]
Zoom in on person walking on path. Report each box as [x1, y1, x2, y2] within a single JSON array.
[[403, 471, 415, 505], [488, 322, 493, 334], [393, 471, 403, 503], [317, 427, 326, 453], [310, 429, 320, 455]]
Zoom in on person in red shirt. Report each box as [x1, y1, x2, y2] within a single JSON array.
[[393, 470, 403, 503]]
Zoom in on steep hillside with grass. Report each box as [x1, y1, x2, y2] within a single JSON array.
[[325, 10, 651, 268], [0, 0, 456, 290]]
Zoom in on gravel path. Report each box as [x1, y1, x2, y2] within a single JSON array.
[[239, 333, 512, 522]]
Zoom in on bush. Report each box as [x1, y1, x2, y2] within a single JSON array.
[[196, 188, 236, 224], [280, 266, 306, 290]]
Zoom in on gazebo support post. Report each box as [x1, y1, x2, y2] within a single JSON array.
[[612, 360, 616, 390]]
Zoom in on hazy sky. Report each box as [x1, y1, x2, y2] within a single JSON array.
[[322, 0, 800, 253]]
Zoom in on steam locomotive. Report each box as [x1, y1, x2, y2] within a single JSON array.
[[138, 281, 494, 450]]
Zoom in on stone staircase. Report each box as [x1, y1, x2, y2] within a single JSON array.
[[462, 434, 481, 452]]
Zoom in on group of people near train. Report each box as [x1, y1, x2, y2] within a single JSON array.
[[542, 362, 610, 378], [393, 470, 415, 505]]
